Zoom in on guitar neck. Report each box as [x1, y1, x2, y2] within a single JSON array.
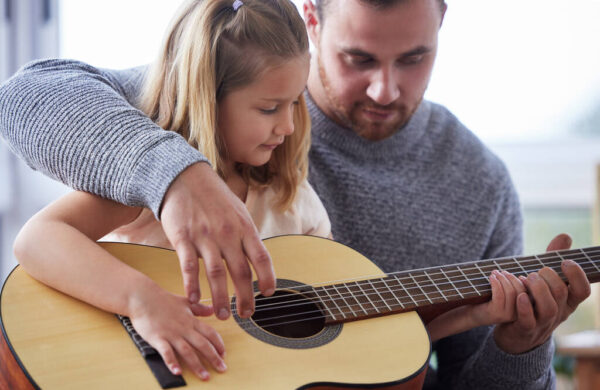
[[313, 246, 600, 325]]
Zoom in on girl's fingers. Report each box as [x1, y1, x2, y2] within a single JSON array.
[[153, 339, 182, 376], [186, 329, 227, 373], [173, 338, 210, 380], [196, 321, 226, 358]]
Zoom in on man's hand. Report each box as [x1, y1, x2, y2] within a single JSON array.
[[494, 233, 591, 354], [160, 162, 276, 320]]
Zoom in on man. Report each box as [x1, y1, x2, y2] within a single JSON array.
[[0, 0, 590, 388]]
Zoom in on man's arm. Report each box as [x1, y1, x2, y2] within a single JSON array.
[[0, 59, 203, 213], [0, 59, 275, 318]]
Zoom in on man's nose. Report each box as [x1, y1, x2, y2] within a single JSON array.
[[366, 68, 400, 106]]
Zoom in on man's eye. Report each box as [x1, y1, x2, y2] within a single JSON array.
[[345, 54, 373, 67], [400, 55, 424, 65], [351, 57, 373, 66]]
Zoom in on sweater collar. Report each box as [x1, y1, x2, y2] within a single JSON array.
[[306, 91, 431, 158]]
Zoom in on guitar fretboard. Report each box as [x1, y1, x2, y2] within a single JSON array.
[[311, 246, 600, 324]]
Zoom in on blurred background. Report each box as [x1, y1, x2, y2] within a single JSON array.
[[1, 1, 599, 388]]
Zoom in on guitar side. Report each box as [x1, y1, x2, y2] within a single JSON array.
[[0, 235, 430, 389]]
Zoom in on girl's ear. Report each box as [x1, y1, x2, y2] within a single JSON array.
[[303, 0, 320, 47]]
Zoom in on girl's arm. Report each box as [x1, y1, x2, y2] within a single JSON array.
[[13, 191, 226, 380], [426, 270, 525, 342]]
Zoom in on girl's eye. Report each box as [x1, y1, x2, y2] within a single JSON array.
[[260, 107, 278, 114]]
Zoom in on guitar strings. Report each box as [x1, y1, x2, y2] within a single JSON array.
[[199, 256, 600, 325], [197, 257, 600, 331], [239, 260, 599, 323], [197, 250, 600, 308], [252, 248, 600, 306], [229, 260, 600, 333]]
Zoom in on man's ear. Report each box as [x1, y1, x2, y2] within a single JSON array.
[[439, 2, 448, 28], [303, 0, 320, 47]]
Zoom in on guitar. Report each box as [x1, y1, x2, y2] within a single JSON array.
[[1, 235, 599, 389]]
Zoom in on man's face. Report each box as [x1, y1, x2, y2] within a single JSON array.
[[306, 0, 445, 141]]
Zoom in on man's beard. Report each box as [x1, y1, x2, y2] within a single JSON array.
[[317, 54, 420, 141]]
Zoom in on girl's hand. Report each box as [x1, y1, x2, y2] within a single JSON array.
[[128, 285, 227, 381], [469, 270, 526, 327]]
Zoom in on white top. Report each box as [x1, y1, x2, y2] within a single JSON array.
[[103, 179, 331, 248]]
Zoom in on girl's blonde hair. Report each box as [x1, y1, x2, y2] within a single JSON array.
[[139, 0, 310, 210]]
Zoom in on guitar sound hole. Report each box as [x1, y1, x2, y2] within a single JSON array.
[[251, 290, 325, 338]]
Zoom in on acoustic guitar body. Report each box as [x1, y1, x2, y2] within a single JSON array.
[[1, 235, 430, 389]]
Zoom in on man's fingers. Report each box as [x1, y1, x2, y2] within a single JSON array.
[[545, 233, 572, 252], [489, 271, 503, 305], [504, 271, 526, 293], [538, 267, 568, 309], [523, 272, 559, 323], [173, 241, 201, 303], [496, 271, 518, 314], [199, 242, 231, 320], [515, 292, 536, 330], [242, 233, 276, 296], [190, 302, 214, 317], [221, 245, 255, 318], [562, 260, 591, 311]]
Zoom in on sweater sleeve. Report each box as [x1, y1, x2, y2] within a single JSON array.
[[0, 59, 208, 218], [434, 176, 556, 390]]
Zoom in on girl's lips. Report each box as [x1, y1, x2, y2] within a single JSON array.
[[261, 142, 282, 150]]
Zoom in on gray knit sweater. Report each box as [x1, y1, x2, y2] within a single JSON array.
[[0, 59, 555, 389]]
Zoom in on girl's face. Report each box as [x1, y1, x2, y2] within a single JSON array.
[[218, 53, 310, 170]]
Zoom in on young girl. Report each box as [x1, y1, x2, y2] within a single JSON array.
[[13, 0, 524, 382], [14, 0, 328, 381]]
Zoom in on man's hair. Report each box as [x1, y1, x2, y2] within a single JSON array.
[[314, 0, 446, 23], [139, 0, 311, 210]]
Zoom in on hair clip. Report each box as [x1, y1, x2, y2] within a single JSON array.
[[233, 0, 243, 11]]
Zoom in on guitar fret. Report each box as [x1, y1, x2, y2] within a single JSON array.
[[315, 287, 337, 321], [338, 283, 364, 316], [581, 249, 600, 273], [473, 263, 493, 294], [356, 281, 380, 313], [424, 270, 448, 302], [369, 279, 392, 311], [494, 259, 514, 275], [553, 253, 568, 278], [333, 284, 357, 317], [534, 254, 547, 269], [440, 268, 463, 299], [312, 243, 600, 325], [351, 282, 370, 315], [394, 274, 418, 306], [474, 263, 487, 280], [457, 266, 480, 296], [409, 273, 433, 304], [382, 277, 405, 309], [321, 286, 345, 319]]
